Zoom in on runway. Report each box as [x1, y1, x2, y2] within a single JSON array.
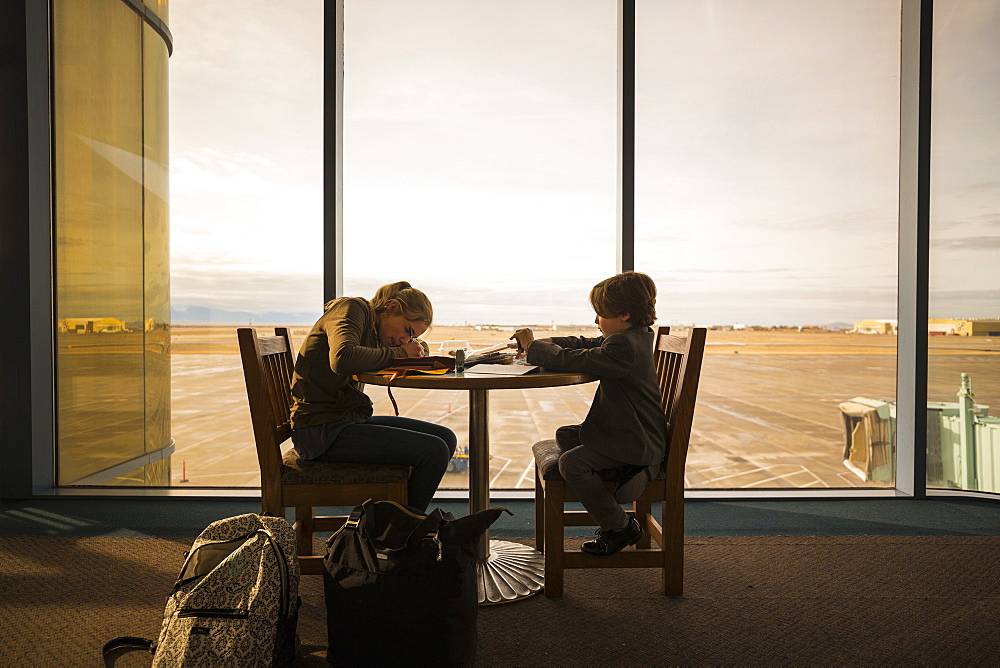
[[167, 327, 1000, 491]]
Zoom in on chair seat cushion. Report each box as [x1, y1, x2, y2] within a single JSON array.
[[532, 439, 664, 482], [281, 449, 409, 485], [532, 439, 564, 481], [533, 439, 632, 482]]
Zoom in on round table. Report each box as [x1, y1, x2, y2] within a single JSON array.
[[358, 367, 597, 604]]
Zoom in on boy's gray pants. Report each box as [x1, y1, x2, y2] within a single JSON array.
[[558, 445, 635, 532]]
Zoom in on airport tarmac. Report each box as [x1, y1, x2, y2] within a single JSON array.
[[168, 326, 1000, 491]]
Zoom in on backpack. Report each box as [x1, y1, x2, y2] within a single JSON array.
[[103, 513, 300, 667]]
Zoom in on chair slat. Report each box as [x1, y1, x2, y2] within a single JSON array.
[[262, 354, 290, 422], [258, 334, 289, 356], [669, 355, 683, 412], [657, 333, 688, 354], [658, 352, 681, 414]]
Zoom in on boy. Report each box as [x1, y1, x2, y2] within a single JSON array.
[[511, 271, 666, 557]]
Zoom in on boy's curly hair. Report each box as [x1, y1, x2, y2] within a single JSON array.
[[589, 271, 657, 327]]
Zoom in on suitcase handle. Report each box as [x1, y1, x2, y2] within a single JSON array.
[[101, 636, 154, 667]]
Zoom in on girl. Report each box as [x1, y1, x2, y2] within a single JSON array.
[[290, 281, 457, 511]]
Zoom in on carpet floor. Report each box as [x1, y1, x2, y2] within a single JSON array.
[[2, 535, 999, 666]]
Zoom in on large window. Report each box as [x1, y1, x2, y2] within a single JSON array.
[[342, 0, 617, 490], [166, 0, 323, 487], [55, 0, 995, 500], [634, 0, 902, 489], [927, 0, 1000, 494]]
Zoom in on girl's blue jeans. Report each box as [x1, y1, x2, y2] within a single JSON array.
[[303, 416, 457, 512]]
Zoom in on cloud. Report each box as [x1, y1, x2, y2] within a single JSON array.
[[928, 289, 1000, 319], [933, 235, 1000, 252], [171, 264, 324, 316], [662, 282, 900, 327], [169, 150, 322, 269], [962, 182, 1000, 197], [931, 211, 1000, 234]]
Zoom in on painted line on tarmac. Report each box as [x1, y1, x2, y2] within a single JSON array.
[[171, 406, 247, 426], [490, 456, 511, 488], [515, 460, 535, 489], [741, 466, 827, 488], [696, 401, 789, 432]]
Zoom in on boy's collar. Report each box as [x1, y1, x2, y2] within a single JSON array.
[[605, 323, 651, 337]]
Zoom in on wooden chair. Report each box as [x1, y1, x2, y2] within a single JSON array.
[[238, 327, 409, 575], [532, 326, 707, 597]]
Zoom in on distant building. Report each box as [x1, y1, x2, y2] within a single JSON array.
[[928, 319, 961, 335], [58, 317, 128, 334], [473, 324, 515, 332], [851, 319, 897, 335], [852, 318, 1000, 336], [929, 318, 1000, 336]]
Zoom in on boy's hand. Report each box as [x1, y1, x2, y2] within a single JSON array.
[[510, 328, 535, 352]]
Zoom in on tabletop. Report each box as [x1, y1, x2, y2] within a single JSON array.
[[357, 367, 597, 390]]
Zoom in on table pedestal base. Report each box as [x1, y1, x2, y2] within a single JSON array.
[[476, 540, 544, 605]]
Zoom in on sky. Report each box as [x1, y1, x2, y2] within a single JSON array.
[[168, 0, 998, 327]]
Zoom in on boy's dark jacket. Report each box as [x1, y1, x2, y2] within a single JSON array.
[[526, 325, 667, 467]]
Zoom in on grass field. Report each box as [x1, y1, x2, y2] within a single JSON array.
[[166, 325, 1000, 491]]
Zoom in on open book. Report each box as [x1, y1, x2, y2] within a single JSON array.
[[463, 341, 518, 367]]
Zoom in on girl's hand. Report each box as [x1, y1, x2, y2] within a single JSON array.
[[401, 340, 426, 357], [510, 328, 535, 352]]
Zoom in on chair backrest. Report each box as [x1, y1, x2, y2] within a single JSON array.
[[653, 326, 707, 486], [238, 327, 297, 486]]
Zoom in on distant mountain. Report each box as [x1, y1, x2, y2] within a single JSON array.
[[821, 321, 853, 331], [171, 305, 320, 326]]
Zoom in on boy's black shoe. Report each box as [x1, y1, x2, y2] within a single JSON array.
[[581, 517, 643, 557]]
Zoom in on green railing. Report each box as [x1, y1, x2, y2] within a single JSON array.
[[841, 373, 998, 492], [937, 374, 1000, 492]]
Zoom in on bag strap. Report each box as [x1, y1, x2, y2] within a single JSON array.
[[353, 500, 444, 552], [346, 503, 367, 531], [102, 637, 154, 667], [403, 508, 445, 546], [386, 370, 407, 416]]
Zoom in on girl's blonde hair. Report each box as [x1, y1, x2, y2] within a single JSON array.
[[369, 281, 434, 325], [325, 282, 433, 324]]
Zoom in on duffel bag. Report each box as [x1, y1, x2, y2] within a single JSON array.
[[323, 499, 506, 667]]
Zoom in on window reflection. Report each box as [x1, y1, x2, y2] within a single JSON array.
[[53, 0, 171, 485]]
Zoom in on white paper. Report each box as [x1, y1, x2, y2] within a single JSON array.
[[464, 364, 539, 376]]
